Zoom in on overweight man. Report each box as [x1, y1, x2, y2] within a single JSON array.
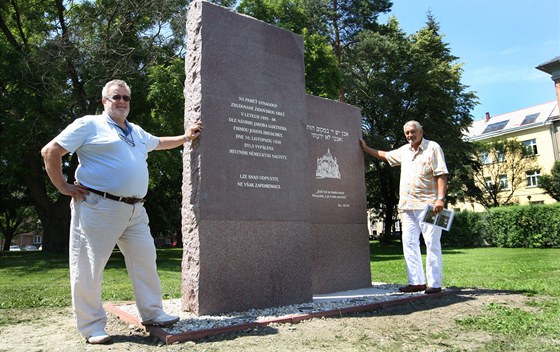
[[41, 79, 202, 344]]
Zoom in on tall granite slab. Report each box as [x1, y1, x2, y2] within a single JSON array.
[[306, 95, 371, 293], [182, 1, 312, 315]]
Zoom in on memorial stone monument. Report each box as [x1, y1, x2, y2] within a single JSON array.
[[307, 95, 371, 294], [182, 1, 370, 315]]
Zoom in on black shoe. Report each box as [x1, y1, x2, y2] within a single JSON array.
[[398, 284, 427, 293], [424, 287, 442, 294]]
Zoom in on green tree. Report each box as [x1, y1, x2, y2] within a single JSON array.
[[469, 139, 539, 208], [536, 161, 560, 201], [325, 0, 392, 64], [238, 0, 393, 100], [344, 16, 477, 242], [143, 59, 186, 245], [302, 28, 342, 98], [0, 182, 38, 251], [0, 0, 198, 251]]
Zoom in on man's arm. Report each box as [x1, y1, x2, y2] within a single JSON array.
[[360, 139, 388, 161], [433, 173, 448, 213], [156, 120, 202, 150], [40, 141, 89, 201]]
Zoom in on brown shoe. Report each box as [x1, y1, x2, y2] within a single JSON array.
[[398, 284, 427, 293], [424, 287, 442, 294], [142, 313, 180, 327]]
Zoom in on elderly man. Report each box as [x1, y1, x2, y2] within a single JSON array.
[[360, 121, 448, 295], [41, 79, 202, 344]]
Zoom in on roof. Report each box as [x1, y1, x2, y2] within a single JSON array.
[[465, 100, 559, 141], [536, 56, 560, 73]]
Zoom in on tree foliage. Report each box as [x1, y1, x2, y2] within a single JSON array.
[[143, 59, 186, 244], [237, 0, 344, 99], [0, 182, 38, 251], [344, 16, 477, 241], [1, 0, 482, 250], [237, 0, 393, 99], [539, 161, 560, 201], [0, 0, 195, 251]]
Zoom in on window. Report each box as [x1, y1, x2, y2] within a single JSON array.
[[496, 151, 506, 163], [499, 175, 509, 190], [484, 177, 494, 190], [33, 235, 42, 245], [482, 120, 508, 134], [480, 151, 491, 164], [521, 113, 539, 126], [522, 139, 538, 156], [526, 170, 541, 187]]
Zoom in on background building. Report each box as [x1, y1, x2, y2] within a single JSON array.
[[457, 57, 560, 211]]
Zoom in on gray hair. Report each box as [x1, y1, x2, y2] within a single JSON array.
[[102, 79, 131, 97], [403, 120, 422, 131]]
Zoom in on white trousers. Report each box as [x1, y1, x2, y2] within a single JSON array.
[[70, 193, 165, 338], [401, 209, 443, 288]]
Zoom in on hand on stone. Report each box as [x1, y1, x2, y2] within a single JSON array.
[[186, 119, 203, 141]]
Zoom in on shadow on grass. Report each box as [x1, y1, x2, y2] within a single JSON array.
[[0, 243, 469, 272], [0, 251, 68, 273], [369, 241, 468, 262]]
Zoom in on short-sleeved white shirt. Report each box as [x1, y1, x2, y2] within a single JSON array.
[[385, 138, 448, 210], [55, 113, 160, 198]]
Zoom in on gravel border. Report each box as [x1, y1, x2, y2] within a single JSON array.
[[115, 283, 423, 334]]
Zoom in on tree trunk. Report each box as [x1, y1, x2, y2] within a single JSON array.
[[39, 204, 71, 252], [20, 151, 74, 253], [0, 212, 25, 251], [380, 203, 395, 244], [376, 164, 398, 244], [2, 233, 14, 251]]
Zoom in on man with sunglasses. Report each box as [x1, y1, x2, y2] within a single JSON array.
[[41, 79, 202, 344]]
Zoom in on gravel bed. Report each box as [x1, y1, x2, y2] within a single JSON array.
[[115, 283, 422, 334]]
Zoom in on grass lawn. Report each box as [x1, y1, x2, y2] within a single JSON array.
[[1, 242, 559, 309], [369, 242, 560, 297], [1, 242, 560, 347]]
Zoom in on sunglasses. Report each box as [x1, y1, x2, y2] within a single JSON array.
[[106, 95, 131, 102]]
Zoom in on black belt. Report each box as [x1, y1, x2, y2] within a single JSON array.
[[86, 187, 145, 204]]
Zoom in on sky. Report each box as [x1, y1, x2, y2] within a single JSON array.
[[378, 0, 560, 122]]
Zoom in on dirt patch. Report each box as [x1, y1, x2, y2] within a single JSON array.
[[0, 289, 539, 352]]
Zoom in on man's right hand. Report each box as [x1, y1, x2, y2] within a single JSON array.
[[60, 182, 90, 202]]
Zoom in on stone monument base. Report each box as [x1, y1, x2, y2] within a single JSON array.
[[311, 224, 371, 294], [182, 220, 312, 315]]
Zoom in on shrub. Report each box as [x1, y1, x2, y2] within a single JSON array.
[[441, 203, 560, 248], [442, 210, 486, 247], [481, 203, 560, 248]]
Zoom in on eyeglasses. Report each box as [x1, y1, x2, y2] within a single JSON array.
[[105, 95, 131, 102], [118, 133, 135, 147]]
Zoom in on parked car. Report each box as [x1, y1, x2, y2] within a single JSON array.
[[9, 245, 21, 251], [23, 245, 38, 251]]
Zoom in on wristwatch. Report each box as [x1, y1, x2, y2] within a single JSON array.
[[438, 196, 446, 202]]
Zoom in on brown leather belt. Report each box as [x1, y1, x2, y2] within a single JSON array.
[[86, 187, 145, 204]]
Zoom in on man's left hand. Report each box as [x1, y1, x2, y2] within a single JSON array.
[[185, 119, 203, 141]]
